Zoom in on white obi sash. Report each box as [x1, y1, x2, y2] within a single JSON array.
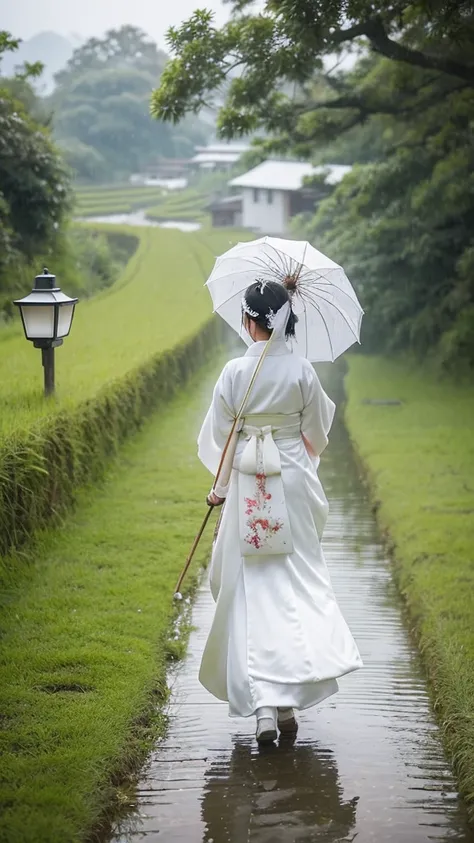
[[236, 413, 300, 557]]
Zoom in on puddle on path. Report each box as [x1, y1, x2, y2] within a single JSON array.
[[77, 210, 201, 231], [109, 393, 473, 843]]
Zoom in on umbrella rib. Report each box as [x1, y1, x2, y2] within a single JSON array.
[[299, 273, 363, 309], [308, 298, 335, 361], [215, 248, 287, 278], [300, 286, 358, 333], [215, 245, 299, 287], [267, 240, 341, 272], [209, 257, 275, 279], [210, 258, 359, 305], [301, 241, 308, 268], [302, 297, 308, 358], [208, 253, 298, 310], [302, 284, 363, 326], [299, 287, 361, 341], [260, 246, 295, 281], [214, 244, 343, 283], [207, 266, 273, 287]]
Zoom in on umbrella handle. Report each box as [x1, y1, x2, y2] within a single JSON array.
[[174, 506, 214, 598], [174, 330, 276, 599], [212, 328, 276, 491]]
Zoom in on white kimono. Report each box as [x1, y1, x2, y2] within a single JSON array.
[[197, 339, 362, 717]]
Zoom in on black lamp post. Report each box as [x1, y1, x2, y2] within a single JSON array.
[[14, 267, 78, 397]]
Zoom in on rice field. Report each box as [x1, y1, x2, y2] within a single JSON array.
[[75, 185, 166, 218], [74, 183, 212, 224], [145, 187, 210, 224]]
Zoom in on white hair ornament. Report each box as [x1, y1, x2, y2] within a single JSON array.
[[268, 300, 291, 341], [241, 295, 259, 319]]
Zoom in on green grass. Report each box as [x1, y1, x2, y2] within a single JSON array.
[[345, 355, 474, 819], [0, 360, 221, 843], [0, 225, 245, 439]]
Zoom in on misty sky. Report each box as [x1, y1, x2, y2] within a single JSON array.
[[0, 0, 231, 48]]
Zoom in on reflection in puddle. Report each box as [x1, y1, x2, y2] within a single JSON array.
[[202, 737, 358, 842]]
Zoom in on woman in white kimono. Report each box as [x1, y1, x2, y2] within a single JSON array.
[[198, 279, 362, 744]]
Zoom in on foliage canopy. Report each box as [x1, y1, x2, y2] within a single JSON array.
[[52, 26, 209, 183]]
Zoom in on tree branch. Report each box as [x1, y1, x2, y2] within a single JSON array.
[[292, 80, 466, 123], [331, 21, 374, 44], [294, 95, 400, 118], [321, 74, 350, 95], [368, 18, 474, 85], [332, 16, 474, 85]]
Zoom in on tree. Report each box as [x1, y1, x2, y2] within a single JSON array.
[[52, 27, 209, 183], [300, 61, 474, 368], [0, 32, 71, 311], [58, 138, 107, 185], [54, 25, 166, 89]]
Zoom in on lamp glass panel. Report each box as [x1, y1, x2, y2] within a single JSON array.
[[57, 304, 75, 338], [22, 305, 55, 339]]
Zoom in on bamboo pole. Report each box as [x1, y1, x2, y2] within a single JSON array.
[[173, 331, 276, 599]]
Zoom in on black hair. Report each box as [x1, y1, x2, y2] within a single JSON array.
[[243, 279, 298, 339]]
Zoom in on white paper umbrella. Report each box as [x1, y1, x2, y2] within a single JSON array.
[[206, 236, 363, 362]]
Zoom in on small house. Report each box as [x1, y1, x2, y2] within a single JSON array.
[[229, 160, 351, 235], [190, 143, 250, 172], [207, 194, 243, 227]]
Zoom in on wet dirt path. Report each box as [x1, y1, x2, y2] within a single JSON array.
[[110, 412, 472, 843]]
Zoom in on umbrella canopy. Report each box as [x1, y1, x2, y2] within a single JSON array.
[[206, 236, 363, 362]]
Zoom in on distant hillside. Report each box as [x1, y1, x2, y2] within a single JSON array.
[[1, 32, 75, 93]]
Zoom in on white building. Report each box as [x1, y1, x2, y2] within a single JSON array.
[[229, 160, 351, 235], [190, 143, 250, 172]]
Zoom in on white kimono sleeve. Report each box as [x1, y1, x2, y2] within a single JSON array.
[[197, 362, 235, 481], [301, 363, 336, 457]]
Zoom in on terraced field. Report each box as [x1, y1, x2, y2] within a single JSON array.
[[74, 184, 211, 225], [145, 187, 210, 224], [75, 185, 166, 217]]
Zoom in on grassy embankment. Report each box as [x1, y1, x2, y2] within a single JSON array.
[[345, 355, 474, 819], [0, 224, 247, 554], [0, 360, 222, 843], [0, 225, 221, 434]]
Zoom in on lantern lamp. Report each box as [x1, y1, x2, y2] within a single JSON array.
[[14, 267, 78, 397]]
